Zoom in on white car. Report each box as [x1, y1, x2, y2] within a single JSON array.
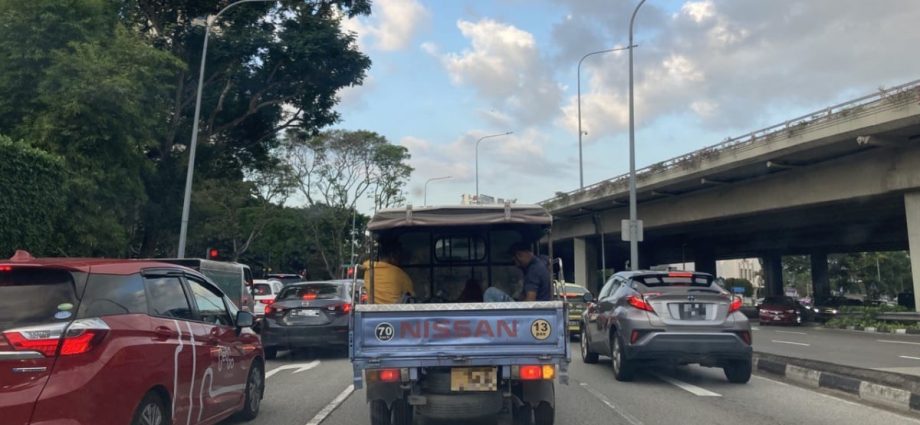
[[253, 279, 284, 317]]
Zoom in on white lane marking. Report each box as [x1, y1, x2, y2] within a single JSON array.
[[577, 382, 645, 425], [878, 339, 920, 346], [771, 340, 811, 347], [775, 330, 807, 335], [751, 327, 761, 331], [185, 321, 196, 425], [266, 360, 320, 379], [305, 385, 355, 425], [651, 373, 722, 397], [899, 355, 920, 360]]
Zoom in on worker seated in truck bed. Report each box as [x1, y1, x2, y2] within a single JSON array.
[[362, 244, 414, 304]]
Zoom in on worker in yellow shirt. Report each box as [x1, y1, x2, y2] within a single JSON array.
[[362, 246, 414, 304]]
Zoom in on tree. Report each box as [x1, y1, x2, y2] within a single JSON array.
[[119, 0, 373, 255], [783, 255, 811, 297], [287, 129, 413, 278]]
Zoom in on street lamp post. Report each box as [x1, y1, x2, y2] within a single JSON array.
[[177, 0, 274, 258], [424, 176, 452, 206], [475, 131, 513, 203], [577, 45, 635, 189], [627, 0, 647, 271]]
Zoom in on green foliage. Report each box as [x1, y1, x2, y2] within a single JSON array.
[[0, 136, 66, 256]]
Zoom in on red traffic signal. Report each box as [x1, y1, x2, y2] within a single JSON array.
[[207, 248, 219, 259]]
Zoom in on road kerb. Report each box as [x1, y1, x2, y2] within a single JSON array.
[[754, 352, 920, 414]]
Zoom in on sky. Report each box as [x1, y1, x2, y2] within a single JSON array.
[[333, 0, 920, 210]]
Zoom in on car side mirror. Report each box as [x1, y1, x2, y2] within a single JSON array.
[[236, 311, 255, 328], [583, 292, 594, 303]]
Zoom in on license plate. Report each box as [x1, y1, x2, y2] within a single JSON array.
[[681, 303, 706, 318], [773, 316, 782, 321], [450, 367, 497, 392], [292, 309, 319, 317]]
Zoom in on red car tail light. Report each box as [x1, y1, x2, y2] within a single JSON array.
[[728, 297, 743, 313], [378, 369, 400, 382], [3, 318, 109, 357], [627, 295, 654, 312]]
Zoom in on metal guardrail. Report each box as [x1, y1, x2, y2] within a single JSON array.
[[542, 78, 920, 207], [876, 312, 920, 322]]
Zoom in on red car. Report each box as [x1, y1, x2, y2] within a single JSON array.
[[758, 296, 808, 326], [0, 251, 265, 425]]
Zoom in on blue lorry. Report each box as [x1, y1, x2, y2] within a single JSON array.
[[350, 204, 568, 425]]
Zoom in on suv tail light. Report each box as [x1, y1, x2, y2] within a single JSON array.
[[2, 318, 109, 357], [728, 297, 743, 314], [627, 295, 654, 312]]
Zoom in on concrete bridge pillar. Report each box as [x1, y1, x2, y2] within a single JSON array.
[[762, 254, 784, 296], [694, 247, 717, 276], [810, 251, 830, 300], [905, 192, 920, 311], [573, 237, 598, 288]]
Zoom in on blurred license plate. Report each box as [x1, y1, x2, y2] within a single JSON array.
[[292, 309, 319, 317], [681, 303, 706, 318], [450, 367, 497, 392]]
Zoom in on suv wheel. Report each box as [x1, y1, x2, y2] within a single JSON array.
[[580, 330, 599, 364], [237, 361, 264, 420], [131, 392, 169, 425], [723, 359, 752, 383], [611, 334, 635, 381]]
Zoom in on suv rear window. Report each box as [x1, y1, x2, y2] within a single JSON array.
[[0, 268, 78, 331], [635, 275, 712, 288], [279, 283, 341, 300], [77, 274, 147, 318]]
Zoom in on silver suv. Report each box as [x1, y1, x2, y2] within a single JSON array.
[[580, 271, 752, 383]]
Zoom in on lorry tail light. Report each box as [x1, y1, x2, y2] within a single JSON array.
[[378, 369, 400, 382], [519, 365, 542, 380], [3, 318, 109, 357], [728, 297, 743, 313], [627, 295, 654, 312], [518, 365, 555, 381]]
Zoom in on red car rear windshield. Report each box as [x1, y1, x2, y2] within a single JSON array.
[[636, 274, 712, 288], [278, 283, 341, 300], [0, 268, 78, 331]]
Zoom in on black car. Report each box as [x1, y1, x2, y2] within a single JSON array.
[[260, 280, 355, 359], [810, 296, 864, 322]]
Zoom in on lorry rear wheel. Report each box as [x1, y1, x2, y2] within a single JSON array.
[[513, 404, 534, 425], [370, 400, 391, 425], [391, 399, 412, 425], [534, 402, 554, 425]]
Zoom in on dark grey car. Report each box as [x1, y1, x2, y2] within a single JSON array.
[[580, 271, 753, 383], [260, 280, 356, 359]]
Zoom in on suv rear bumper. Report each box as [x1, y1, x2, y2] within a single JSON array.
[[626, 332, 751, 363]]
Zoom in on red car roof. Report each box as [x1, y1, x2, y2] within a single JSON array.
[[2, 250, 192, 275]]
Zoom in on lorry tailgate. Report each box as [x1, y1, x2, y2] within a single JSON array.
[[351, 302, 568, 370]]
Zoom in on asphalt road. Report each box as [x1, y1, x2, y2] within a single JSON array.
[[753, 323, 920, 376], [225, 344, 920, 425]]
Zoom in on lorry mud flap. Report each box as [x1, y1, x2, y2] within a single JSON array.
[[366, 382, 403, 405], [520, 380, 555, 407]]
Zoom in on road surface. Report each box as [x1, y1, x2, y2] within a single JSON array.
[[753, 323, 920, 376], [224, 344, 920, 425]]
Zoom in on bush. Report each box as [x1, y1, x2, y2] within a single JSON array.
[[0, 136, 66, 256]]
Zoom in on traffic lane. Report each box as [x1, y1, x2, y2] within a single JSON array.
[[753, 324, 920, 373], [222, 349, 354, 425], [318, 376, 639, 425], [572, 353, 920, 425]]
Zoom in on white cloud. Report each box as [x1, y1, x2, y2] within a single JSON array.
[[342, 0, 429, 51], [429, 19, 563, 127], [681, 1, 716, 23]]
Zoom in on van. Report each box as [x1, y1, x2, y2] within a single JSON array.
[[157, 258, 255, 312]]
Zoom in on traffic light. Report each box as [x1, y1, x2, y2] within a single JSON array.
[[207, 248, 219, 260]]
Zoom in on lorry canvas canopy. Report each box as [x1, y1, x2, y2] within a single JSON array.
[[367, 205, 552, 231]]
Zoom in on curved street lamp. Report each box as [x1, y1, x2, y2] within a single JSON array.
[[577, 45, 636, 189], [424, 176, 452, 206], [178, 0, 275, 258], [627, 0, 648, 271], [475, 131, 513, 203]]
